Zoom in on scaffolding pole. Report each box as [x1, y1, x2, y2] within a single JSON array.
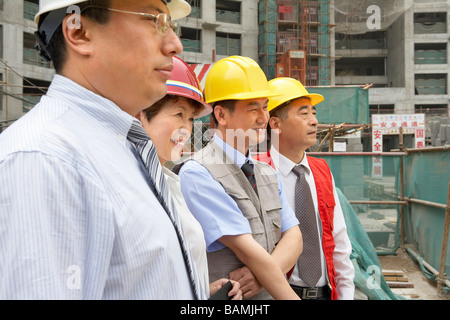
[[258, 0, 277, 79]]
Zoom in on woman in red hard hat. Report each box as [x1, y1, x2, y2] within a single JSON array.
[[137, 56, 211, 165], [136, 56, 241, 300]]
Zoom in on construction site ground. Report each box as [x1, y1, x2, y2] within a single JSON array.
[[378, 246, 450, 300]]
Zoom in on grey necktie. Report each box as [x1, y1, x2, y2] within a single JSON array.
[[127, 119, 203, 300], [292, 165, 322, 288], [241, 161, 258, 196]]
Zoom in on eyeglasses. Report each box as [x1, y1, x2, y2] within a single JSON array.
[[83, 6, 181, 36]]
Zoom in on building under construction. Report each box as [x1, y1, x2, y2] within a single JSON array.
[[258, 0, 449, 120], [1, 1, 448, 127], [184, 1, 450, 300], [259, 0, 332, 86]]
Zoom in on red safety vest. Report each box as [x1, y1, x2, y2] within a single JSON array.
[[254, 151, 338, 300]]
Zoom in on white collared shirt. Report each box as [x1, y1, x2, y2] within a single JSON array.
[[0, 75, 196, 299], [270, 146, 355, 299], [163, 167, 210, 297]]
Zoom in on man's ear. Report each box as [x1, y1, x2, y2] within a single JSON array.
[[269, 116, 281, 133], [62, 14, 93, 57], [135, 111, 144, 121], [214, 105, 228, 127]]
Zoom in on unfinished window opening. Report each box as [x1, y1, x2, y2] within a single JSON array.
[[415, 74, 447, 95], [180, 27, 202, 53], [216, 0, 241, 24], [336, 57, 386, 77], [414, 43, 447, 65], [216, 32, 241, 56], [335, 31, 387, 50], [414, 12, 447, 34]]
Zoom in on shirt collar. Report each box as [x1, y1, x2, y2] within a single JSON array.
[[47, 75, 135, 137], [212, 134, 253, 168], [270, 145, 311, 177]]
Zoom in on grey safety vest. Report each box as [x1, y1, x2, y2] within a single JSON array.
[[192, 141, 283, 300]]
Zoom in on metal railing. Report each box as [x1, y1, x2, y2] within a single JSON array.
[[310, 141, 450, 294]]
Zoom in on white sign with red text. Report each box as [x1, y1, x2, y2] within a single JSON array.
[[371, 114, 425, 178]]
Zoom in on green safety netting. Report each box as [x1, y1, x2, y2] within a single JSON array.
[[316, 150, 450, 295], [337, 188, 405, 300], [307, 87, 370, 124], [258, 0, 277, 80], [314, 155, 402, 255], [402, 151, 450, 281], [333, 0, 410, 34]]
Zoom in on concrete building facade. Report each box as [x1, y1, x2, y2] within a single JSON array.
[[178, 0, 449, 119], [1, 0, 448, 136], [269, 0, 449, 118], [0, 0, 261, 131], [340, 0, 450, 118], [0, 0, 54, 132], [177, 0, 260, 65], [333, 0, 449, 148]]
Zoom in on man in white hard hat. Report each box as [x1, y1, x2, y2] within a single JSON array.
[[0, 0, 205, 299]]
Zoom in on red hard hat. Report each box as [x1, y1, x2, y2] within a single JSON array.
[[167, 57, 212, 118]]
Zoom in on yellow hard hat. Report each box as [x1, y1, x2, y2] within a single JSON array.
[[268, 77, 324, 113], [204, 56, 278, 104]]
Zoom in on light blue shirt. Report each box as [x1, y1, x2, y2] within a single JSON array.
[[179, 135, 298, 252], [0, 75, 195, 300]]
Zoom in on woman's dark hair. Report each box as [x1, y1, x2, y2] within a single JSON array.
[[40, 0, 112, 73]]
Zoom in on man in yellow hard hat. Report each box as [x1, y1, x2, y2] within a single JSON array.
[[0, 0, 204, 299], [178, 56, 302, 300], [255, 77, 355, 300]]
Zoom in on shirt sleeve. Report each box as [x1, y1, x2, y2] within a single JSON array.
[[0, 152, 114, 299], [275, 171, 300, 233], [179, 160, 252, 252], [330, 174, 356, 300]]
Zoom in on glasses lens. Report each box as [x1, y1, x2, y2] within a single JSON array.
[[156, 14, 180, 36], [156, 13, 169, 34], [172, 22, 181, 36]]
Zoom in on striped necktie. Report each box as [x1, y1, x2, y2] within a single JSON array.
[[127, 119, 203, 300], [292, 164, 322, 288]]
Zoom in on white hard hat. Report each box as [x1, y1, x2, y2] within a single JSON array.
[[35, 0, 85, 24], [34, 0, 191, 61], [166, 0, 192, 20], [35, 0, 192, 24]]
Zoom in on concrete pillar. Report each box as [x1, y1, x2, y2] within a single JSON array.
[[2, 1, 25, 121]]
